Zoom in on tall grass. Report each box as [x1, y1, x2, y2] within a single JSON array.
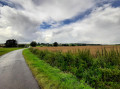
[[30, 48, 120, 89]]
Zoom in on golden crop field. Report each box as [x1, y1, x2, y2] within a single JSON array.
[[35, 45, 120, 54], [31, 45, 120, 88]]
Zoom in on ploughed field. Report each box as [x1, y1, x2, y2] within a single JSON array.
[[35, 45, 120, 54]]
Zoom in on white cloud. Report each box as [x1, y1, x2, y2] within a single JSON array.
[[0, 6, 40, 43], [0, 0, 120, 44], [40, 5, 120, 44], [10, 0, 95, 21], [0, 0, 96, 43]]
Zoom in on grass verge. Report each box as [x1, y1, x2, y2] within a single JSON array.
[[23, 49, 92, 89], [0, 48, 22, 56]]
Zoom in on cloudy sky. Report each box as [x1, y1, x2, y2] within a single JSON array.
[[0, 0, 120, 44]]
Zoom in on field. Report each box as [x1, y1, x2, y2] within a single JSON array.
[[29, 46, 120, 89], [35, 45, 120, 54], [0, 48, 21, 56]]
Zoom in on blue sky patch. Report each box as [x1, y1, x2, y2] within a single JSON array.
[[0, 0, 23, 9], [111, 0, 120, 7], [61, 9, 92, 25], [40, 9, 92, 30], [40, 22, 52, 29], [0, 0, 14, 8]]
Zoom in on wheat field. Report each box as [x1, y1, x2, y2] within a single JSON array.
[[35, 45, 120, 54]]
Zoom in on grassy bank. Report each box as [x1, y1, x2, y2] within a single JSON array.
[[29, 48, 120, 89], [23, 49, 92, 89], [0, 48, 21, 56]]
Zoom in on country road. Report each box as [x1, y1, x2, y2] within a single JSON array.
[[0, 49, 40, 89]]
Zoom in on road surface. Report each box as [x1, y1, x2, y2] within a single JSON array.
[[0, 49, 40, 89]]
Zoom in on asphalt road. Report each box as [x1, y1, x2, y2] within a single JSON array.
[[0, 49, 40, 89]]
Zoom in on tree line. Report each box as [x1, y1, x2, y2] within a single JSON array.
[[3, 39, 59, 47], [3, 39, 102, 48]]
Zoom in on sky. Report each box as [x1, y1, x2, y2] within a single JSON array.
[[0, 0, 120, 44]]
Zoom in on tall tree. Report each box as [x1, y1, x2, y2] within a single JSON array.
[[53, 42, 58, 47], [30, 41, 37, 47], [5, 39, 18, 47]]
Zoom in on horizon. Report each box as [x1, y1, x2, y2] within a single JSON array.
[[0, 0, 120, 44]]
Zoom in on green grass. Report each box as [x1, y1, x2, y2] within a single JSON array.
[[23, 49, 92, 89], [0, 48, 22, 56], [29, 48, 120, 89]]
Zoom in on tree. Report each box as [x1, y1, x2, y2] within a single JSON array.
[[30, 41, 37, 47], [5, 39, 18, 47], [37, 43, 40, 46], [53, 42, 58, 47]]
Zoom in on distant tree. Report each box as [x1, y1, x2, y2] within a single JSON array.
[[48, 44, 53, 47], [53, 42, 58, 47], [18, 44, 26, 48], [5, 39, 18, 47], [37, 43, 40, 46], [30, 41, 37, 47], [71, 44, 76, 46], [62, 44, 69, 46]]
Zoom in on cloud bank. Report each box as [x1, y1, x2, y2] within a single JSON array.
[[0, 0, 120, 44]]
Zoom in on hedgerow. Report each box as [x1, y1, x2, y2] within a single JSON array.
[[29, 48, 120, 89]]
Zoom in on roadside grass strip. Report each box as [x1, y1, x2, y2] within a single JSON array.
[[0, 48, 21, 56], [23, 49, 92, 89]]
